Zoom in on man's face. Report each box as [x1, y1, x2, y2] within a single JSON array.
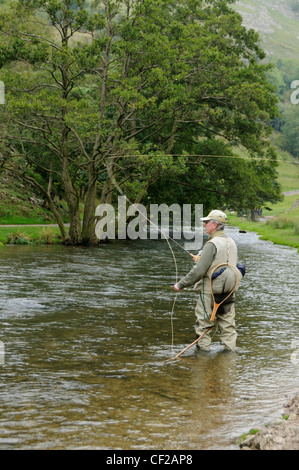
[[204, 220, 217, 235]]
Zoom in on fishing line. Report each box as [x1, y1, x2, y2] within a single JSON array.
[[164, 264, 240, 362], [133, 207, 189, 349], [102, 151, 281, 358], [108, 192, 194, 348], [109, 153, 299, 164], [139, 212, 191, 349]]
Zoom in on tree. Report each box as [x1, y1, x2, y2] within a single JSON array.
[[280, 105, 299, 158], [0, 0, 280, 244], [147, 138, 282, 217]]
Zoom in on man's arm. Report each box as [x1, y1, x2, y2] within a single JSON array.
[[174, 242, 216, 291]]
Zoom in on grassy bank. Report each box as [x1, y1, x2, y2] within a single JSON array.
[[0, 171, 70, 246], [227, 157, 299, 253], [0, 155, 298, 249], [227, 212, 299, 252], [0, 174, 57, 225], [0, 226, 62, 246]]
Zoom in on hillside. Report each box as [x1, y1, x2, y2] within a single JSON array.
[[235, 0, 299, 60], [0, 0, 298, 61], [0, 0, 298, 229], [0, 171, 60, 224]]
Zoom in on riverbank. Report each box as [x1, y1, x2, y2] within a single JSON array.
[[239, 392, 299, 450], [0, 212, 299, 251], [227, 211, 299, 253], [227, 157, 299, 252], [0, 225, 62, 246], [1, 182, 299, 250]]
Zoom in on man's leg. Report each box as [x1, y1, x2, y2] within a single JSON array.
[[217, 303, 237, 351], [194, 293, 215, 351]]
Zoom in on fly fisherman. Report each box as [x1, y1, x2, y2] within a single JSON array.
[[174, 210, 243, 352]]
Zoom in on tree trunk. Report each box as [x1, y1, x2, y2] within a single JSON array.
[[46, 194, 68, 242], [63, 183, 81, 244], [81, 174, 98, 245], [61, 151, 81, 244]]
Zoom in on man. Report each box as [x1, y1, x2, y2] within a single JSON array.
[[173, 209, 241, 351]]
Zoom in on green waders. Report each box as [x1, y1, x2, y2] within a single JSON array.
[[194, 292, 237, 351]]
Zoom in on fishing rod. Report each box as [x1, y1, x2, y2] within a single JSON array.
[[163, 327, 213, 363], [120, 194, 196, 259], [110, 153, 299, 164], [154, 227, 195, 259], [105, 191, 198, 349], [114, 194, 197, 348]]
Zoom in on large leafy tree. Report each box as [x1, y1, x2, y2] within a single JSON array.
[[0, 0, 280, 244]]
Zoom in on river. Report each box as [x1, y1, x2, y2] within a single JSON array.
[[0, 227, 298, 450]]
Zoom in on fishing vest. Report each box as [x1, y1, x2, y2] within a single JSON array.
[[194, 232, 240, 294]]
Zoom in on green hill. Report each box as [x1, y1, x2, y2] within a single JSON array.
[[0, 171, 57, 224], [0, 0, 298, 60], [235, 0, 299, 60]]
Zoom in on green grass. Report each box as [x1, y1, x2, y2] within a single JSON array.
[[228, 213, 299, 252], [276, 159, 299, 193], [237, 428, 260, 445], [0, 170, 70, 245], [228, 192, 299, 252], [263, 194, 299, 218], [234, 0, 299, 60], [228, 150, 299, 252], [0, 174, 56, 225], [0, 226, 62, 246]]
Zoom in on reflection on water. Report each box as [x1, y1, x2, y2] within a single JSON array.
[[0, 227, 298, 449]]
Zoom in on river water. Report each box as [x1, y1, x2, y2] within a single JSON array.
[[0, 227, 298, 450]]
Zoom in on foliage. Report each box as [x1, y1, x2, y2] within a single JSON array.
[[148, 138, 282, 216], [279, 106, 299, 158], [0, 0, 281, 244], [7, 230, 33, 244], [266, 58, 299, 158]]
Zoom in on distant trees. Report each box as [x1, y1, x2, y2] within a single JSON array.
[[267, 58, 299, 159], [290, 0, 299, 14], [0, 0, 281, 244]]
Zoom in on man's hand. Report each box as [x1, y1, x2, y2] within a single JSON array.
[[173, 283, 180, 292]]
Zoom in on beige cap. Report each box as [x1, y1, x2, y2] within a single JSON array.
[[200, 210, 227, 223]]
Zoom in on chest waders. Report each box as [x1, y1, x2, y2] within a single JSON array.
[[209, 262, 240, 321], [164, 237, 241, 362]]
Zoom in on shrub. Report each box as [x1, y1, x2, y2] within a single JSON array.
[[267, 215, 295, 229], [7, 231, 33, 245], [39, 227, 55, 244]]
